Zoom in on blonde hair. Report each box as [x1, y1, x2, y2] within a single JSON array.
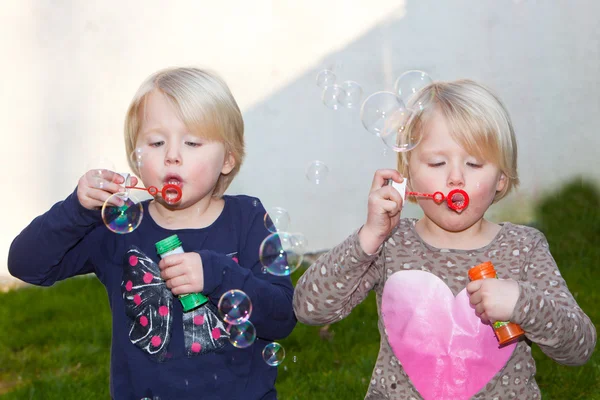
[[398, 79, 519, 203], [124, 67, 244, 197]]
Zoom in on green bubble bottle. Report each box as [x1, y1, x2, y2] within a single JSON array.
[[155, 234, 208, 312]]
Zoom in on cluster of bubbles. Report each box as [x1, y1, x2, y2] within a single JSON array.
[[315, 68, 433, 157], [217, 290, 256, 349], [316, 69, 364, 110], [217, 289, 287, 366], [259, 207, 307, 277]]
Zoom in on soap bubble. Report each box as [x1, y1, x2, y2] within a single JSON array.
[[264, 207, 291, 233], [259, 232, 306, 276], [316, 69, 336, 88], [360, 91, 405, 137], [218, 290, 252, 325], [101, 193, 143, 234], [262, 342, 286, 366], [306, 160, 329, 184], [322, 84, 343, 110], [337, 81, 363, 108], [380, 107, 420, 152], [227, 320, 256, 348], [394, 70, 433, 107], [130, 147, 144, 169]]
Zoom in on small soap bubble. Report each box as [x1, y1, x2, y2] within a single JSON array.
[[130, 147, 144, 169], [338, 81, 363, 108], [264, 207, 291, 233], [316, 69, 336, 88], [360, 92, 405, 137], [262, 342, 286, 366], [227, 320, 256, 348], [306, 160, 329, 184], [394, 70, 433, 107], [380, 107, 420, 153], [322, 84, 343, 110], [101, 193, 143, 234], [259, 232, 306, 276], [218, 289, 252, 325]]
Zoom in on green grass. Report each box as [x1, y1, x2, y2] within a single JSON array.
[[1, 179, 599, 399]]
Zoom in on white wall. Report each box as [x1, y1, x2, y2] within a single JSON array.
[[2, 0, 599, 278]]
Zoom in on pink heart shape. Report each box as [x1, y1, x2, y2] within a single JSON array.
[[382, 270, 516, 400]]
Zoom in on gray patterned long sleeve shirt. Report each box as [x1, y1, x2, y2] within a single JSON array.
[[293, 219, 596, 399]]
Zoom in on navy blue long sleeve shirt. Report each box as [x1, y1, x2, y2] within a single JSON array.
[[8, 190, 296, 399]]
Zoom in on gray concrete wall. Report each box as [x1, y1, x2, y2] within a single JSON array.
[[2, 0, 599, 278]]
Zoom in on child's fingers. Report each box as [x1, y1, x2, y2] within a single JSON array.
[[370, 169, 403, 192], [158, 254, 186, 270], [171, 284, 194, 296], [466, 280, 483, 294], [478, 311, 490, 324], [87, 188, 125, 207], [469, 290, 482, 306], [165, 275, 189, 290], [379, 199, 399, 213], [160, 264, 186, 281]]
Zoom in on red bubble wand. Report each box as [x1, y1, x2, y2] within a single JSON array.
[[407, 189, 469, 211], [125, 184, 183, 204]]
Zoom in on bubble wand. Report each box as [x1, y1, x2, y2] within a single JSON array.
[[389, 180, 469, 211], [125, 184, 183, 205]]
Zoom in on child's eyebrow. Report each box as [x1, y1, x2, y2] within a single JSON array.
[[139, 127, 165, 135], [420, 150, 448, 157]]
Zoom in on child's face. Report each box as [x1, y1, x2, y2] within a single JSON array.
[[134, 90, 234, 208], [408, 111, 506, 232]]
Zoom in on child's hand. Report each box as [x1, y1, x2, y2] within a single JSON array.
[[159, 252, 204, 295], [359, 169, 404, 254], [467, 278, 520, 324], [77, 169, 138, 210]]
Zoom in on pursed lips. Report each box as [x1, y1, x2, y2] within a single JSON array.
[[163, 173, 184, 187]]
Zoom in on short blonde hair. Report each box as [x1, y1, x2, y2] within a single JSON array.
[[397, 79, 519, 203], [124, 67, 244, 197]]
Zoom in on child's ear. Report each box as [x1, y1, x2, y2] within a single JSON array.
[[496, 173, 507, 192], [221, 151, 236, 175]]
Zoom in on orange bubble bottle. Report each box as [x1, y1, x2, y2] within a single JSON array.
[[468, 261, 525, 346]]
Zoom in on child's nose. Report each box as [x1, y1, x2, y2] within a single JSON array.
[[447, 168, 465, 187], [164, 146, 182, 165]]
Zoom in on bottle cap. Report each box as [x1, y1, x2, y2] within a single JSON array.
[[495, 322, 525, 345], [468, 261, 497, 281], [179, 293, 209, 311], [155, 234, 182, 255]]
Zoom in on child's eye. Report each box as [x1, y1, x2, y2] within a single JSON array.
[[150, 141, 164, 147], [467, 162, 483, 168], [185, 141, 202, 147], [428, 162, 445, 167]]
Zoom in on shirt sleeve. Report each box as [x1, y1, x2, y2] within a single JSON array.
[[510, 231, 596, 366], [293, 228, 383, 325], [8, 188, 101, 286], [199, 198, 296, 341]]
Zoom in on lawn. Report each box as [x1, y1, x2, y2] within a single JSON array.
[[1, 179, 598, 399]]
